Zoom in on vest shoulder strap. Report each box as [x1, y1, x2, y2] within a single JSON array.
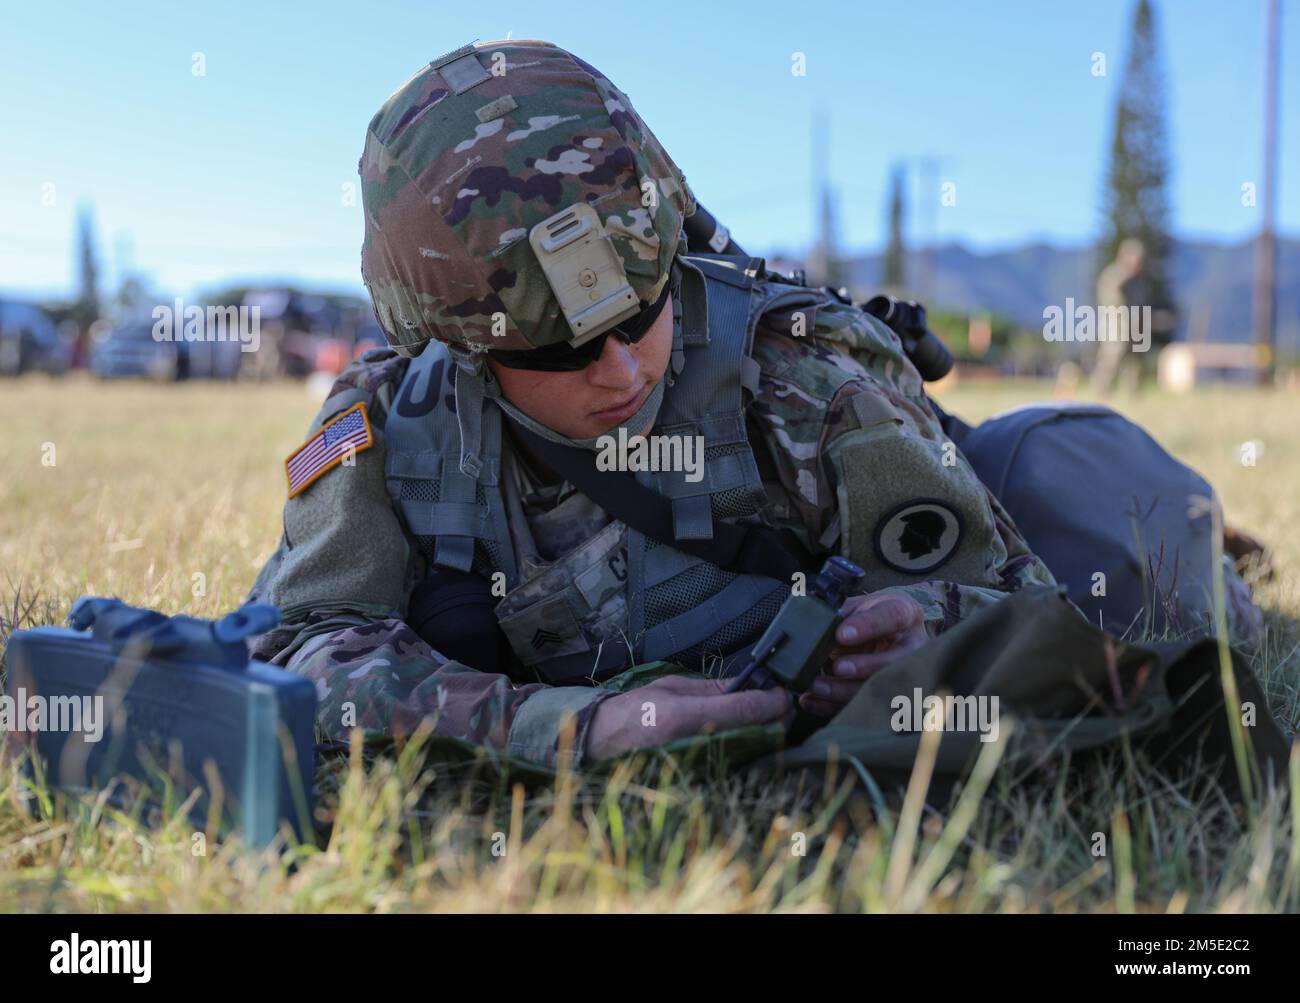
[[510, 421, 812, 580]]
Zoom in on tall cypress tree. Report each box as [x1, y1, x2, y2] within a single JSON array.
[[1099, 0, 1175, 307], [73, 203, 101, 330], [883, 166, 906, 289]]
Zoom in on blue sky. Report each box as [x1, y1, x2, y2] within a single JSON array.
[[1, 0, 1295, 301]]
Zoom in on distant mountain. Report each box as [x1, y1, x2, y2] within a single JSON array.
[[830, 236, 1300, 353]]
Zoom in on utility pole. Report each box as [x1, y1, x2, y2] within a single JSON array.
[[918, 157, 938, 302], [808, 110, 843, 290], [1252, 0, 1280, 386], [904, 155, 956, 304]]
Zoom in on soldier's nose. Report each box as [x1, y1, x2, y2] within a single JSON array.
[[586, 333, 639, 388]]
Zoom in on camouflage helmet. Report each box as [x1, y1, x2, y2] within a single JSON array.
[[359, 39, 695, 357]]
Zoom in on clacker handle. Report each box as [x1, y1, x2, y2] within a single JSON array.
[[66, 597, 281, 669]]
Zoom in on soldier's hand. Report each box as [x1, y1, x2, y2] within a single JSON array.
[[799, 593, 929, 718], [585, 675, 793, 762]]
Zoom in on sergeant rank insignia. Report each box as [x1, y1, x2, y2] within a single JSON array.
[[285, 402, 374, 498]]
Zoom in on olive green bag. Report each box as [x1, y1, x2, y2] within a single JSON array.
[[382, 587, 1288, 803], [754, 585, 1290, 801]]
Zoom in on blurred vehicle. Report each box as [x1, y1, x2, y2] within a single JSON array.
[[237, 288, 369, 378], [0, 299, 69, 375], [298, 315, 381, 375], [90, 317, 180, 379], [242, 289, 307, 378], [184, 327, 243, 379], [89, 315, 244, 380]]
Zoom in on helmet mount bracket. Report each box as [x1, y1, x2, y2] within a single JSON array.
[[528, 202, 640, 347]]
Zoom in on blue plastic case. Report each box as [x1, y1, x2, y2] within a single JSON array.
[[2, 599, 317, 847]]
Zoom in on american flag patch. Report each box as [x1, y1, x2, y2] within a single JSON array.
[[285, 402, 374, 498]]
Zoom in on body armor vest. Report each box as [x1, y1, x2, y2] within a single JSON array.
[[384, 254, 826, 684]]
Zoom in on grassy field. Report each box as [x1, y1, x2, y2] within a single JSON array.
[[1, 373, 1297, 913]]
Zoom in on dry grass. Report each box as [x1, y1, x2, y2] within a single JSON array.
[[1, 373, 1298, 913]]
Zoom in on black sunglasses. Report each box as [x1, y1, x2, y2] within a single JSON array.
[[490, 277, 672, 372]]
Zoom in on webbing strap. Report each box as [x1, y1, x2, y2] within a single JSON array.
[[510, 421, 810, 581]]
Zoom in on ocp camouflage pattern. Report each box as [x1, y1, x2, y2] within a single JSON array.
[[248, 40, 1266, 772], [359, 40, 693, 355], [248, 283, 1068, 768]]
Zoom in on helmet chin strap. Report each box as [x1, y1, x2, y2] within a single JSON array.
[[451, 254, 686, 478], [490, 373, 667, 451], [449, 346, 669, 478]]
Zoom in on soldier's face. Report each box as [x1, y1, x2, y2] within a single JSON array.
[[487, 292, 674, 439]]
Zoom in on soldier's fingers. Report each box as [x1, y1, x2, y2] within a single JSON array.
[[828, 635, 895, 660], [805, 676, 862, 704], [645, 674, 729, 696], [895, 625, 930, 652], [833, 629, 895, 659], [828, 650, 899, 679], [798, 694, 844, 719], [837, 596, 923, 645], [678, 688, 791, 734], [829, 619, 929, 664]]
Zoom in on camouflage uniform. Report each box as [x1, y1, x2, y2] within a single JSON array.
[[1090, 259, 1148, 395], [248, 304, 1055, 767], [246, 41, 1056, 768]]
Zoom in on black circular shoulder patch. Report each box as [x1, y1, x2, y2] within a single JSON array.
[[873, 498, 964, 574]]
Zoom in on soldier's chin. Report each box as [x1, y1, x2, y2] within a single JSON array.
[[586, 382, 658, 437], [591, 408, 659, 440]]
